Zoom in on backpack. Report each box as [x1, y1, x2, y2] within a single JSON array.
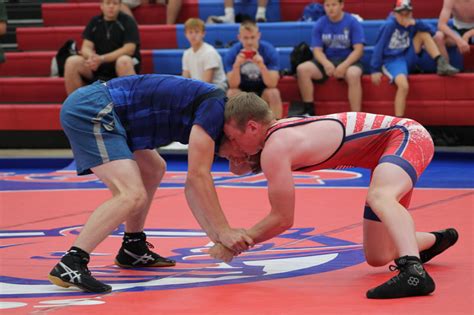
[[50, 39, 78, 77], [299, 3, 325, 22], [289, 42, 313, 75]]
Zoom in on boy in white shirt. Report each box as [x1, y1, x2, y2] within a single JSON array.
[[182, 18, 227, 91]]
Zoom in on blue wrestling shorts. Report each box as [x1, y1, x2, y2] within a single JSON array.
[[60, 81, 133, 175], [381, 46, 420, 83]]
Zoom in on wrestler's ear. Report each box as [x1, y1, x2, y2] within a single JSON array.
[[246, 120, 259, 133]]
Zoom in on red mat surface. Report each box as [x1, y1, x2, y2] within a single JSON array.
[[1, 185, 472, 314]]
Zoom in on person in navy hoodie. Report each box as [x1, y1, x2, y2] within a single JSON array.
[[370, 0, 459, 118], [294, 0, 365, 116]]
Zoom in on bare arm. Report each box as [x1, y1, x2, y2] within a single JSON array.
[[245, 146, 295, 244], [252, 53, 279, 88], [438, 0, 462, 43], [185, 125, 253, 251], [227, 53, 245, 88], [80, 39, 96, 59], [314, 47, 331, 68], [314, 47, 336, 76], [201, 68, 215, 83], [259, 67, 279, 88]]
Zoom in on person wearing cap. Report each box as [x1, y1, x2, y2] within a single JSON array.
[[370, 0, 459, 117], [433, 0, 474, 63]]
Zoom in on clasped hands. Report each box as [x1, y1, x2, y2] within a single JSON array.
[[209, 228, 254, 263]]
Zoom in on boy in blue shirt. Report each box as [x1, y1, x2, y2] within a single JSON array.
[[370, 0, 459, 117], [293, 0, 365, 116], [225, 20, 283, 119]]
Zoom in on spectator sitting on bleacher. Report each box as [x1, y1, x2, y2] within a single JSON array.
[[225, 20, 283, 119], [370, 0, 459, 117], [121, 0, 182, 24], [208, 0, 268, 24], [64, 0, 141, 95], [182, 18, 227, 91], [0, 2, 7, 64], [292, 0, 365, 116], [434, 0, 474, 63]]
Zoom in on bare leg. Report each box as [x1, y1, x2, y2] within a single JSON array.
[[393, 74, 409, 117], [364, 220, 436, 266], [115, 55, 137, 77], [73, 159, 148, 253], [344, 65, 362, 112], [296, 61, 322, 102], [262, 88, 282, 119], [166, 0, 182, 24], [120, 3, 134, 18], [365, 163, 420, 260], [125, 149, 166, 232], [413, 31, 440, 59], [64, 55, 94, 95], [433, 31, 450, 61]]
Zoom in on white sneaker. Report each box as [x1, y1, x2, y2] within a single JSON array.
[[207, 15, 235, 24]]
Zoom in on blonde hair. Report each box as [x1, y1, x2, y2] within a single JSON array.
[[239, 20, 259, 33], [184, 18, 205, 32], [224, 92, 274, 130]]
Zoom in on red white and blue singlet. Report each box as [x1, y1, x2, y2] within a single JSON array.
[[265, 112, 434, 218]]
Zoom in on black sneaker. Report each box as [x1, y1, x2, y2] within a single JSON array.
[[115, 232, 176, 268], [366, 256, 435, 299], [48, 251, 112, 293], [288, 101, 314, 117], [420, 228, 459, 264]]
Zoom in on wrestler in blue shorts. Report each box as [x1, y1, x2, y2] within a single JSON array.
[[50, 74, 254, 293]]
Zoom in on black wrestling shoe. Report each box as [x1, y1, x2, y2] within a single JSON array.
[[366, 256, 435, 299], [48, 249, 112, 293], [420, 228, 459, 264], [115, 232, 176, 268]]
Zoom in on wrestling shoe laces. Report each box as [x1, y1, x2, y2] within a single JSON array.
[[366, 256, 435, 299], [115, 233, 176, 268]]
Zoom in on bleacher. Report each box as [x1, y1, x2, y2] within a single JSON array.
[[0, 0, 473, 147]]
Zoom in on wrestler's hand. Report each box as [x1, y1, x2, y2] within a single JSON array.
[[209, 243, 235, 263], [218, 228, 254, 253]]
